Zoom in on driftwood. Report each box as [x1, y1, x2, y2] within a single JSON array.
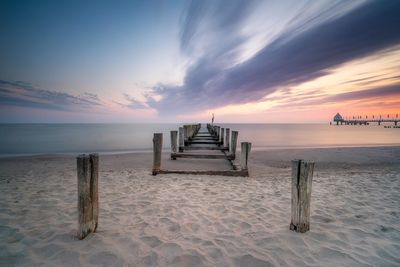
[[290, 159, 314, 233], [77, 153, 99, 240]]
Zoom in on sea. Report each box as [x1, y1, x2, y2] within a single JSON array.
[[0, 123, 399, 156]]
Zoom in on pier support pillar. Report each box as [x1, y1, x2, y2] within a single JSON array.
[[179, 127, 184, 152], [220, 128, 225, 146], [290, 159, 314, 233], [225, 128, 230, 151], [77, 153, 99, 240], [240, 142, 252, 171], [152, 133, 163, 175], [231, 131, 238, 160], [170, 131, 178, 159]]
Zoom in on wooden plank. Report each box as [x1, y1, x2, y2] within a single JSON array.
[[187, 141, 222, 145], [152, 133, 163, 175], [290, 160, 314, 233], [77, 153, 99, 240], [158, 169, 248, 177], [171, 153, 233, 160], [190, 137, 218, 141], [180, 146, 228, 151]]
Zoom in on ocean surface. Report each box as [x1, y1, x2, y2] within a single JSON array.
[[0, 123, 399, 156]]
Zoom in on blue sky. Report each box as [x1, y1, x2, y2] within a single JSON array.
[[1, 0, 399, 123]]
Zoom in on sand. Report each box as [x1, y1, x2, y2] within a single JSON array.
[[0, 146, 399, 266]]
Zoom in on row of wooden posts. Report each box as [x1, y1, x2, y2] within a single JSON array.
[[154, 124, 251, 174], [76, 125, 315, 239]]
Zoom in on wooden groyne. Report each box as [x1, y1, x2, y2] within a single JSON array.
[[152, 123, 251, 176]]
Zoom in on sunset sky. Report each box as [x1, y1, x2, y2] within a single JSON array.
[[0, 0, 399, 123]]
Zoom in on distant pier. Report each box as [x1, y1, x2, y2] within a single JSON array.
[[332, 113, 399, 127]]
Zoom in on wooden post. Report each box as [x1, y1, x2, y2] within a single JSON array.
[[290, 160, 314, 233], [179, 127, 184, 152], [240, 142, 251, 170], [152, 133, 163, 175], [170, 131, 177, 159], [231, 131, 238, 159], [225, 128, 230, 150], [184, 126, 188, 143], [221, 128, 225, 145], [77, 153, 99, 240]]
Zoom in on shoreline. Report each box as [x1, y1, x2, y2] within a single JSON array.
[[1, 143, 400, 160]]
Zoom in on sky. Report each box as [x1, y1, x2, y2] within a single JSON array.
[[0, 0, 399, 123]]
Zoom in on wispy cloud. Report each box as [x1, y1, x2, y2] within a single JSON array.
[[148, 0, 400, 114], [123, 93, 148, 109], [0, 80, 102, 111]]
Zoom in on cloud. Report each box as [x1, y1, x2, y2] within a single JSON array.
[[0, 80, 102, 111], [273, 83, 400, 109], [123, 93, 148, 109], [148, 0, 400, 114], [323, 84, 400, 103]]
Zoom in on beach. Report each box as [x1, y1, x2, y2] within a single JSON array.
[[1, 146, 400, 266]]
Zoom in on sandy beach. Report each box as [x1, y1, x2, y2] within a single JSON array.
[[1, 146, 400, 266]]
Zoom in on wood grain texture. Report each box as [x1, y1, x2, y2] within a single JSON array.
[[290, 160, 314, 233], [152, 133, 163, 175], [240, 142, 252, 171], [77, 153, 99, 240], [158, 169, 249, 177], [231, 131, 238, 159], [170, 131, 178, 156]]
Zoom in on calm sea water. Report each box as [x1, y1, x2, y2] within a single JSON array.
[[0, 123, 399, 156]]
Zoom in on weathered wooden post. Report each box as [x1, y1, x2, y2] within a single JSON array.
[[231, 131, 238, 159], [290, 160, 315, 233], [152, 133, 163, 175], [170, 131, 177, 159], [77, 153, 99, 240], [240, 142, 251, 170], [221, 128, 225, 145], [225, 128, 230, 150], [184, 125, 189, 143], [179, 127, 184, 152]]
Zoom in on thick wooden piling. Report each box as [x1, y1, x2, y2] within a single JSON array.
[[77, 153, 99, 240], [179, 127, 184, 152], [290, 160, 314, 233], [225, 128, 230, 150], [152, 133, 163, 175], [184, 126, 188, 143], [231, 131, 238, 159], [240, 142, 251, 170], [170, 131, 178, 159], [221, 128, 225, 146]]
